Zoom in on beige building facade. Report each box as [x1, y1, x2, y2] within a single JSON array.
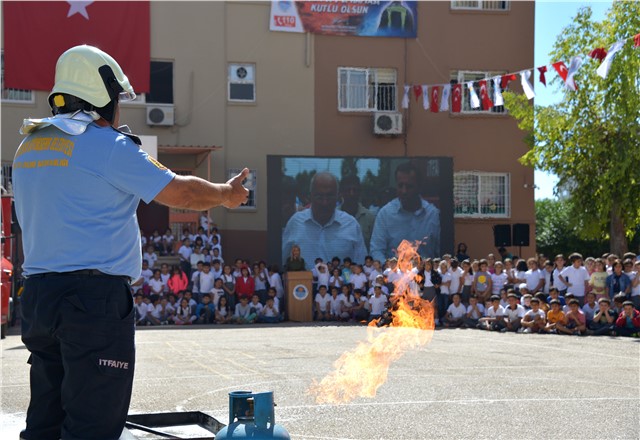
[[2, 1, 535, 263]]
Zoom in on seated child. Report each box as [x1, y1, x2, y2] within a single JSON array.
[[151, 296, 175, 325], [556, 299, 587, 335], [615, 301, 640, 337], [547, 287, 566, 307], [521, 297, 546, 333], [257, 297, 282, 323], [589, 297, 616, 336], [478, 295, 505, 331], [444, 293, 466, 328], [542, 299, 565, 334], [534, 292, 549, 313], [314, 285, 332, 321], [195, 294, 216, 324], [215, 296, 233, 324], [351, 289, 370, 322], [248, 294, 264, 317], [463, 295, 484, 328], [581, 292, 599, 324], [329, 286, 349, 321], [174, 298, 197, 325], [234, 296, 257, 324], [368, 285, 389, 322], [499, 293, 525, 332]]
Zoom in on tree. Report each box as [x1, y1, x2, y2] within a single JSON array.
[[535, 198, 608, 258], [504, 2, 640, 255]]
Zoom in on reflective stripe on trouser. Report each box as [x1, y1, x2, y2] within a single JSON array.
[[20, 274, 135, 440]]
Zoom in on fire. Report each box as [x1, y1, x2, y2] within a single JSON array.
[[308, 240, 435, 404]]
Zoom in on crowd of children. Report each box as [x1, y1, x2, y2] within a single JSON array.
[[134, 228, 640, 337]]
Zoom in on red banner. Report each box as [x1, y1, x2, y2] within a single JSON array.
[[3, 1, 150, 93]]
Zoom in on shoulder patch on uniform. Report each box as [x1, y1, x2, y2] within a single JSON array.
[[147, 155, 167, 170]]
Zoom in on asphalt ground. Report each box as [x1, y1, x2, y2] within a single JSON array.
[[2, 323, 639, 440]]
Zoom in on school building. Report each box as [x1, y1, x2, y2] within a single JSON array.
[[1, 1, 535, 262]]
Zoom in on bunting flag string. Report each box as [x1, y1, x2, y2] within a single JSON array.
[[401, 31, 639, 112]]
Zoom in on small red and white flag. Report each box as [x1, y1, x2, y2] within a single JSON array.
[[430, 86, 441, 113], [413, 85, 423, 101], [537, 66, 548, 86], [478, 80, 493, 111], [589, 47, 608, 64], [501, 74, 517, 90], [451, 84, 462, 113], [552, 61, 569, 82]]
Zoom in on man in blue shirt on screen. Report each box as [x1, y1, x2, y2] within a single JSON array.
[[370, 162, 440, 262], [13, 45, 249, 440], [282, 172, 367, 269]]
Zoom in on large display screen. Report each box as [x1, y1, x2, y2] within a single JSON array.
[[267, 156, 453, 269]]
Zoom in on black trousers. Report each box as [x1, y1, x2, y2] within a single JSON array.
[[20, 273, 135, 440]]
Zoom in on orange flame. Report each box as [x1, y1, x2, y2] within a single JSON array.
[[308, 240, 435, 404]]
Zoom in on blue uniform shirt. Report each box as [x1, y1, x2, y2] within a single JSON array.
[[13, 122, 175, 280], [370, 197, 441, 262], [282, 208, 367, 269]]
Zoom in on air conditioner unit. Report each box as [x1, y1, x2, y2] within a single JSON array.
[[146, 104, 174, 126], [373, 112, 402, 135]]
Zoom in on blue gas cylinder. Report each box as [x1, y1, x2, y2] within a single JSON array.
[[215, 391, 290, 440]]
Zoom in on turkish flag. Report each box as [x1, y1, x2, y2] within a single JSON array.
[[589, 47, 608, 64], [537, 66, 548, 86], [413, 85, 423, 101], [552, 62, 569, 82], [500, 74, 517, 90], [451, 84, 462, 113], [3, 1, 150, 93], [634, 33, 640, 47], [430, 86, 440, 113], [478, 80, 493, 111]]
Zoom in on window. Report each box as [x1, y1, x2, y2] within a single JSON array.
[[228, 168, 257, 210], [338, 67, 397, 112], [1, 52, 34, 103], [451, 1, 509, 11], [146, 61, 174, 104], [450, 71, 506, 114], [228, 63, 256, 102], [454, 172, 510, 218]]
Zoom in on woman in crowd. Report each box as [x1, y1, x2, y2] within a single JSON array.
[[285, 244, 306, 271]]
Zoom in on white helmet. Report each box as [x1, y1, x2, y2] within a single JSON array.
[[48, 45, 136, 122]]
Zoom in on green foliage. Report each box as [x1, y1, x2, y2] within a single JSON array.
[[504, 2, 640, 251], [535, 198, 608, 258]]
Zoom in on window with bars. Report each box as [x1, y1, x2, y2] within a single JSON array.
[[338, 67, 397, 112], [1, 52, 34, 103], [228, 168, 257, 210], [451, 1, 509, 11], [450, 71, 506, 114], [454, 172, 510, 218]]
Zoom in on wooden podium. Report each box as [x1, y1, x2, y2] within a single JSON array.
[[285, 271, 313, 322]]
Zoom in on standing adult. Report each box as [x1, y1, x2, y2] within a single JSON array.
[[282, 172, 367, 268], [370, 162, 441, 262], [13, 45, 249, 440]]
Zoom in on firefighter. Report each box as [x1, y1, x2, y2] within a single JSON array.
[[13, 45, 248, 440]]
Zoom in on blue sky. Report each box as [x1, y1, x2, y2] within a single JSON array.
[[533, 0, 612, 199]]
